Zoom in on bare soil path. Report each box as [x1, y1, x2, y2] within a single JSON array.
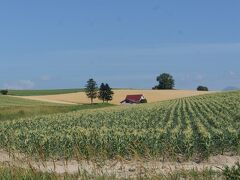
[[0, 150, 239, 178], [11, 96, 78, 105]]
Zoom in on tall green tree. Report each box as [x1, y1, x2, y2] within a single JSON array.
[[105, 83, 114, 103], [98, 83, 107, 103], [154, 73, 175, 90], [85, 78, 98, 104], [98, 83, 114, 103]]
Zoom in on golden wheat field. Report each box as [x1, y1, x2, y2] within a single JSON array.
[[17, 90, 212, 105]]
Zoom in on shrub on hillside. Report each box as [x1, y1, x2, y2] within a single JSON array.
[[0, 90, 8, 95], [197, 86, 209, 91], [140, 99, 148, 103]]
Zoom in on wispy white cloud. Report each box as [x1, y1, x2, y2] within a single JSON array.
[[1, 43, 240, 90], [4, 80, 35, 90], [228, 71, 239, 79], [40, 75, 51, 81]]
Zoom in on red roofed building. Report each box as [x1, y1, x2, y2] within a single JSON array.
[[121, 94, 146, 104]]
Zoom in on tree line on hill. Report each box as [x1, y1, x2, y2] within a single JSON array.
[[0, 74, 209, 101], [85, 74, 209, 104], [85, 79, 114, 104], [153, 73, 209, 91], [0, 90, 8, 95]]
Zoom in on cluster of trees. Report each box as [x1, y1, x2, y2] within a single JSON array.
[[0, 90, 8, 95], [153, 73, 175, 90], [197, 86, 209, 91], [153, 73, 209, 91], [85, 79, 114, 104]]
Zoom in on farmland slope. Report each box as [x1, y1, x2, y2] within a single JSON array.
[[0, 95, 58, 107], [0, 91, 239, 160], [17, 89, 211, 105]]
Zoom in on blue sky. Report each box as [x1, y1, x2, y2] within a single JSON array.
[[0, 1, 240, 90]]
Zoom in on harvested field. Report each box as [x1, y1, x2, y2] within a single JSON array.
[[16, 90, 211, 105]]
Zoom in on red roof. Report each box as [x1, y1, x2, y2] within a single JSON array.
[[124, 94, 143, 103]]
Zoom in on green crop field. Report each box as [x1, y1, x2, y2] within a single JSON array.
[[7, 88, 83, 96], [0, 91, 239, 161], [0, 95, 113, 122]]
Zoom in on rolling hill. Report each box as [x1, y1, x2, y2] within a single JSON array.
[[15, 89, 212, 105]]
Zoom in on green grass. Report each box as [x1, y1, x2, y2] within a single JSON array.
[[0, 91, 239, 161], [222, 162, 240, 179], [8, 88, 83, 96], [0, 95, 58, 107], [0, 95, 114, 121], [7, 88, 137, 96]]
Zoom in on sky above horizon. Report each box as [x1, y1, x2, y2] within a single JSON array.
[[0, 1, 240, 90]]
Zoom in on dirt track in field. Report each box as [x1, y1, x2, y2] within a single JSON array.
[[16, 90, 212, 105], [0, 150, 239, 178]]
